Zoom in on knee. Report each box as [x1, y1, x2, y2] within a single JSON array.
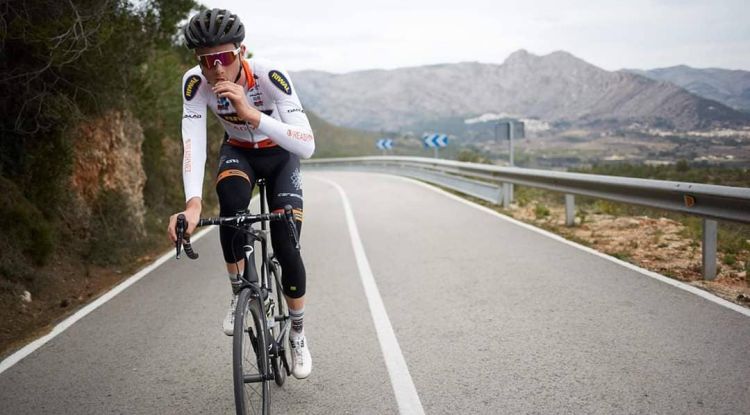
[[216, 175, 252, 213]]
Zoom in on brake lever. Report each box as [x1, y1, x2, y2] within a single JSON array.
[[176, 214, 199, 260], [283, 205, 301, 250], [176, 214, 186, 259]]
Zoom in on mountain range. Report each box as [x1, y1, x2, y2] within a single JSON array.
[[625, 65, 750, 113], [292, 50, 750, 133]]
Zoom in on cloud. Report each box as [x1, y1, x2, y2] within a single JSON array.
[[205, 0, 750, 72]]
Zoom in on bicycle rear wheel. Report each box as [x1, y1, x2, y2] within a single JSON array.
[[233, 288, 269, 415], [269, 257, 290, 386]]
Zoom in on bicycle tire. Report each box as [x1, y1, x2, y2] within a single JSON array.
[[233, 288, 269, 415], [269, 257, 290, 386]]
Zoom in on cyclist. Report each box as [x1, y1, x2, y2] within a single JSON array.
[[167, 8, 313, 379]]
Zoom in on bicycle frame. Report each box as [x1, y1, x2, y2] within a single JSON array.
[[235, 179, 272, 300], [233, 179, 291, 381]]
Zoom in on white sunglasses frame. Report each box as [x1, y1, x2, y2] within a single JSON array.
[[195, 48, 241, 68]]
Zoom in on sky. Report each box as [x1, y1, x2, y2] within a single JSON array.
[[203, 0, 750, 73]]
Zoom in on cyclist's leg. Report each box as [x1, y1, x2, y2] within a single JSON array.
[[266, 151, 311, 378], [265, 151, 305, 302], [216, 144, 256, 276]]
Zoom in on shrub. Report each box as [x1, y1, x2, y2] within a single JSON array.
[[723, 254, 737, 267], [611, 251, 631, 261], [576, 208, 588, 225], [534, 204, 550, 219], [0, 177, 54, 266], [593, 200, 622, 215], [675, 159, 690, 172], [86, 190, 148, 266]]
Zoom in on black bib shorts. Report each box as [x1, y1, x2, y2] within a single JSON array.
[[215, 142, 306, 298]]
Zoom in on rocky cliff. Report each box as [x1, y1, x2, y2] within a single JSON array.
[[71, 110, 147, 235]]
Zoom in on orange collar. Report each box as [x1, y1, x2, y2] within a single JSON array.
[[241, 58, 256, 89]]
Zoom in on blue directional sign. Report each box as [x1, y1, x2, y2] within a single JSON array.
[[376, 138, 394, 150], [422, 133, 448, 148]]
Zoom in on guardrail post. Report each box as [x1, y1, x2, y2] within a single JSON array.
[[702, 218, 718, 280], [565, 194, 575, 226], [503, 183, 511, 209]]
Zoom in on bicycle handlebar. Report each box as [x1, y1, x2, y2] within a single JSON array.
[[175, 214, 199, 260], [175, 204, 300, 260]]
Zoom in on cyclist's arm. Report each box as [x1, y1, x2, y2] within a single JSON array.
[[181, 70, 209, 202], [255, 66, 315, 159]]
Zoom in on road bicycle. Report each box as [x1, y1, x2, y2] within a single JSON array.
[[175, 178, 299, 415]]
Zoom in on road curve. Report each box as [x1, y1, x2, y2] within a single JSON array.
[[1, 171, 748, 414]]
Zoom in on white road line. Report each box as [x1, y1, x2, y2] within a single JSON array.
[[0, 224, 217, 374], [314, 176, 425, 415], [379, 173, 750, 318]]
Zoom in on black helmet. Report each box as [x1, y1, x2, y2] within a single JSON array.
[[183, 9, 245, 49]]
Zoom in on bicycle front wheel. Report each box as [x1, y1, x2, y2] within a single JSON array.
[[233, 288, 269, 415]]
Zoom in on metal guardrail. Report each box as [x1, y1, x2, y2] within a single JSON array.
[[304, 156, 750, 280]]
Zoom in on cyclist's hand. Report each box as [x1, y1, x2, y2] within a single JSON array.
[[213, 81, 259, 127], [167, 200, 201, 242]]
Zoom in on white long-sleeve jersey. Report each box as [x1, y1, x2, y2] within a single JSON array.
[[180, 58, 315, 201]]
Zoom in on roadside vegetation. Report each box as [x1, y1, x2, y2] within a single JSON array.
[[0, 0, 207, 355], [571, 162, 750, 267]]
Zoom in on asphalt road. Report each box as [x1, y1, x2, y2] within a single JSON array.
[[1, 171, 749, 414]]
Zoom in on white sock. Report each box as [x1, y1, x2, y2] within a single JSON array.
[[290, 307, 304, 338]]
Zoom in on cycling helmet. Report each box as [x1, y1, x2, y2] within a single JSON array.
[[183, 9, 245, 49]]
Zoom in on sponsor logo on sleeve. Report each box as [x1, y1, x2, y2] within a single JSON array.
[[269, 70, 292, 95], [287, 129, 313, 142], [183, 139, 192, 173], [184, 75, 202, 101], [286, 108, 304, 114], [183, 113, 202, 119]]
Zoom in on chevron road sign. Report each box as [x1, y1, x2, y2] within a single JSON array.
[[376, 138, 394, 150], [422, 133, 449, 159], [422, 133, 448, 148]]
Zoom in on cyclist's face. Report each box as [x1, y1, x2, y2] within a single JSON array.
[[196, 43, 244, 85]]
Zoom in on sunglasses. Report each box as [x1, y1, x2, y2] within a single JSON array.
[[196, 48, 240, 69]]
